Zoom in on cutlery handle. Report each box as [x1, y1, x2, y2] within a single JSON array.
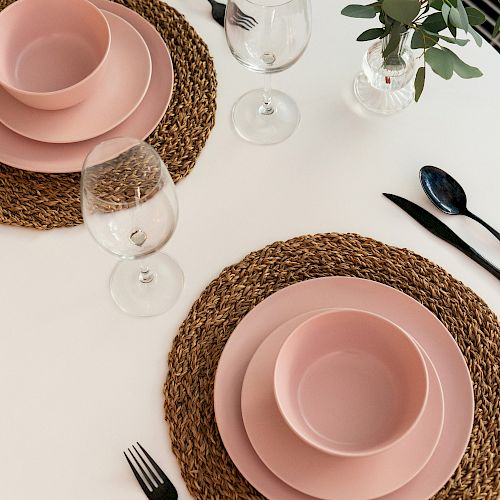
[[454, 238, 500, 279], [465, 210, 500, 243], [417, 211, 500, 280]]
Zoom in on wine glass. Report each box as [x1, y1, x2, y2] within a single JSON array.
[[81, 137, 183, 317], [225, 0, 312, 144]]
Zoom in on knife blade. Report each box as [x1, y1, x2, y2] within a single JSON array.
[[383, 193, 500, 280]]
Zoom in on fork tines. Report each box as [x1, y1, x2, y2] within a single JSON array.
[[124, 442, 177, 499], [231, 5, 258, 31]]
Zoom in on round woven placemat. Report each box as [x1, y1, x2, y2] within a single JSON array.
[[0, 0, 216, 230], [164, 233, 499, 500]]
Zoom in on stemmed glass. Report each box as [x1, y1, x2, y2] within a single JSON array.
[[225, 0, 312, 144], [81, 137, 183, 317]]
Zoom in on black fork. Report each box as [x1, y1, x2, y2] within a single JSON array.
[[124, 443, 178, 500], [206, 0, 258, 30]]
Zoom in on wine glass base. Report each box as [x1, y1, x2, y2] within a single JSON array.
[[353, 72, 414, 115], [232, 88, 300, 144], [110, 253, 183, 317]]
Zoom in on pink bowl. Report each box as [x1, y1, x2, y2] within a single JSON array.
[[0, 0, 110, 110], [274, 309, 428, 457]]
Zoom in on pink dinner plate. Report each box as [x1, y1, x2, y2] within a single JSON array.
[[214, 277, 474, 500], [241, 310, 444, 500], [0, 11, 151, 144], [0, 0, 173, 173]]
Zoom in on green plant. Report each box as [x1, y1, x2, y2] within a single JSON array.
[[341, 0, 491, 101]]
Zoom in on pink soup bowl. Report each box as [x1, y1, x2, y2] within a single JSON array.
[[274, 309, 429, 457], [0, 0, 110, 110]]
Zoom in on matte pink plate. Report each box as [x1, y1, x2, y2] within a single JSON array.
[[214, 277, 474, 500], [0, 10, 151, 144], [241, 310, 443, 500], [0, 0, 173, 173]]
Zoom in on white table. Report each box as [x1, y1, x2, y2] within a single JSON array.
[[0, 1, 498, 499]]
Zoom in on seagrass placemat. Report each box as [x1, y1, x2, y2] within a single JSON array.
[[164, 233, 499, 500], [0, 0, 217, 230]]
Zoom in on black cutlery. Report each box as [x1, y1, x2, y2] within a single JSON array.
[[124, 443, 178, 500], [206, 0, 258, 30], [419, 165, 500, 242], [383, 193, 500, 280], [207, 0, 226, 26]]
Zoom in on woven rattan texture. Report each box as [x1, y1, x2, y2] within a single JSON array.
[[0, 0, 216, 230], [164, 233, 499, 500]]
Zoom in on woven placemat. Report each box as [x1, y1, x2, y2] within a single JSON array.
[[0, 0, 216, 230], [164, 233, 499, 500]]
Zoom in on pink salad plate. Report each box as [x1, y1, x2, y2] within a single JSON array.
[[214, 276, 474, 500], [0, 10, 152, 144], [0, 0, 173, 173], [241, 310, 444, 500]]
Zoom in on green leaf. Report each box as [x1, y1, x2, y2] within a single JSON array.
[[411, 29, 439, 48], [382, 0, 421, 25], [465, 7, 486, 26], [430, 0, 443, 10], [422, 12, 447, 32], [448, 24, 457, 37], [442, 47, 483, 78], [341, 4, 378, 18], [411, 30, 424, 48], [493, 16, 500, 38], [442, 3, 451, 24], [414, 66, 425, 101], [357, 28, 386, 41], [383, 22, 401, 58], [456, 0, 469, 33], [425, 47, 454, 79], [469, 26, 483, 46], [438, 34, 469, 45], [449, 7, 468, 30]]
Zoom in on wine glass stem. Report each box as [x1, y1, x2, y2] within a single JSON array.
[[259, 74, 274, 115], [139, 266, 154, 284]]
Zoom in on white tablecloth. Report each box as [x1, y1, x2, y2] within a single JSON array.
[[0, 1, 498, 499]]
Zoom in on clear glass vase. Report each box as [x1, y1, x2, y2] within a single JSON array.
[[354, 31, 416, 115]]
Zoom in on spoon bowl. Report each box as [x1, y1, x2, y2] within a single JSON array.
[[419, 166, 466, 215], [419, 166, 500, 242]]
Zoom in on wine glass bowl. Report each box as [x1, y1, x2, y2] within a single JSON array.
[[225, 0, 311, 144], [81, 137, 183, 316], [81, 140, 177, 259], [225, 0, 310, 74]]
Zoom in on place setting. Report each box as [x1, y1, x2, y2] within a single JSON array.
[[0, 0, 216, 229], [165, 230, 498, 500]]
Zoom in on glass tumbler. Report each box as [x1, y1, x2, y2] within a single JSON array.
[[225, 0, 312, 144], [81, 137, 183, 317]]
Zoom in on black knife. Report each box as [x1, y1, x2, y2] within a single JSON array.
[[383, 193, 500, 280]]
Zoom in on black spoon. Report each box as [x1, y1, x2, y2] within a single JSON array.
[[419, 165, 500, 242]]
